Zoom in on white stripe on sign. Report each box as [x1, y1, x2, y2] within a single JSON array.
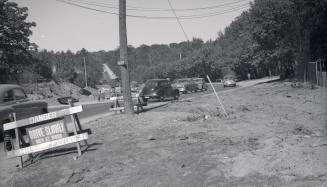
[[6, 133, 88, 158], [69, 105, 83, 114], [3, 105, 83, 131]]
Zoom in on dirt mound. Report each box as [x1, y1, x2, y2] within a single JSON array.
[[23, 81, 98, 100]]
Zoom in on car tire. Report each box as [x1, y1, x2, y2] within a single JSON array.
[[41, 108, 48, 114], [1, 120, 13, 152], [0, 127, 3, 143]]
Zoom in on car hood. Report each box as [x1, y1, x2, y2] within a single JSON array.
[[173, 84, 184, 87]]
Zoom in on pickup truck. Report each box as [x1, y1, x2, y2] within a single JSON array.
[[0, 84, 48, 151]]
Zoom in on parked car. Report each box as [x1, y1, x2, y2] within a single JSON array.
[[223, 76, 237, 87], [192, 78, 208, 91], [57, 96, 79, 105], [0, 84, 48, 150], [140, 79, 179, 102], [79, 88, 92, 96], [172, 78, 198, 94]]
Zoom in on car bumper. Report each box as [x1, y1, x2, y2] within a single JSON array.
[[177, 87, 186, 92], [224, 83, 236, 87], [142, 95, 160, 100]]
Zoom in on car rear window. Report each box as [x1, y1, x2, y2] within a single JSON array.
[[13, 88, 27, 100], [3, 90, 14, 102], [193, 79, 203, 83], [175, 79, 189, 83], [158, 81, 168, 86], [145, 80, 159, 88]]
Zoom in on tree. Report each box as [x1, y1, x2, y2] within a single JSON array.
[[0, 0, 36, 82]]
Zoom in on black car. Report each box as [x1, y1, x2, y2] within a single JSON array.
[[139, 79, 179, 102], [0, 84, 48, 150], [57, 96, 79, 105]]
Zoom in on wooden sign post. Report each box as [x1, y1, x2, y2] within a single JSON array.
[[3, 105, 90, 168], [109, 96, 145, 114]]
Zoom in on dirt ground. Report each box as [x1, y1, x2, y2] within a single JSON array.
[[1, 80, 326, 187]]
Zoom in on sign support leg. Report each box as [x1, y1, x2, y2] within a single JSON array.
[[69, 100, 88, 147], [13, 113, 23, 168], [68, 100, 82, 157], [70, 114, 82, 156], [14, 128, 23, 168], [73, 114, 88, 147]]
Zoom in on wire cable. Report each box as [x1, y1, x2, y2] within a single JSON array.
[[66, 0, 249, 18], [56, 0, 249, 20], [167, 0, 189, 41], [64, 0, 248, 12]]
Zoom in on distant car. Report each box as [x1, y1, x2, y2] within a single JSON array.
[[140, 79, 179, 102], [223, 76, 237, 87], [79, 88, 92, 96], [57, 96, 79, 105], [172, 78, 198, 94], [0, 84, 48, 150], [192, 78, 208, 91]]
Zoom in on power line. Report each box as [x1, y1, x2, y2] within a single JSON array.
[[56, 0, 249, 20], [167, 0, 189, 41], [64, 0, 248, 12]]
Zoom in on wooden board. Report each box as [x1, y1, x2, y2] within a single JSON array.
[[109, 107, 125, 111], [27, 118, 68, 145], [6, 133, 88, 158], [3, 105, 83, 131]]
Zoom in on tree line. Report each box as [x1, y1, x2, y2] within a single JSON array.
[[1, 0, 326, 87]]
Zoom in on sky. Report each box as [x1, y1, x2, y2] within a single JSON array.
[[11, 0, 252, 52]]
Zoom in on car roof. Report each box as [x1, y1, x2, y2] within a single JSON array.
[[147, 79, 168, 82], [0, 84, 23, 102], [0, 84, 22, 92], [175, 78, 191, 81], [224, 75, 235, 79]]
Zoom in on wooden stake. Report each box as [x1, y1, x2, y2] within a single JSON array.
[[206, 75, 228, 117]]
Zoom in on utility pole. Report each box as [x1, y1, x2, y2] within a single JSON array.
[[83, 56, 88, 88], [119, 0, 134, 115]]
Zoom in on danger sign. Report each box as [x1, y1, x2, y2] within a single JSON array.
[[27, 118, 68, 145]]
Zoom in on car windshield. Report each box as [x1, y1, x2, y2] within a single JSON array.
[[174, 79, 189, 83], [146, 80, 170, 88], [144, 80, 158, 88], [224, 76, 235, 80], [193, 79, 203, 83]]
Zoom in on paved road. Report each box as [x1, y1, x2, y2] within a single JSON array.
[[49, 76, 280, 125]]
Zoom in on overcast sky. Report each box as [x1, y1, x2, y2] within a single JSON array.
[[11, 0, 252, 52]]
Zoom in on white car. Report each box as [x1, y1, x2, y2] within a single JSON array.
[[223, 78, 236, 87]]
